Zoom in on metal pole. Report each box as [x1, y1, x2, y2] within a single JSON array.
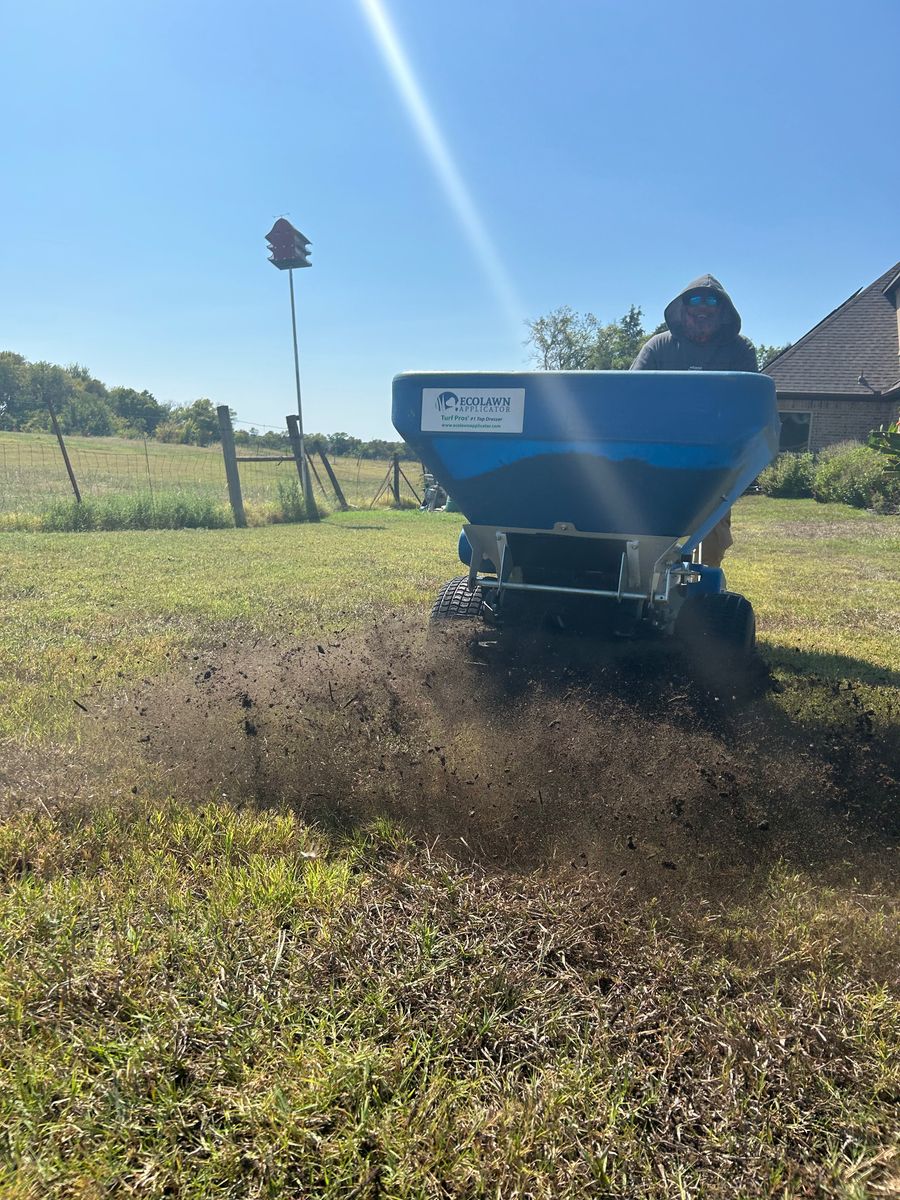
[[288, 268, 319, 522]]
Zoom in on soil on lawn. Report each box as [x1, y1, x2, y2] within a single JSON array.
[[113, 617, 899, 904]]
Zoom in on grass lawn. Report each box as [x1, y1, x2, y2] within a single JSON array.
[[0, 498, 897, 1197], [0, 431, 416, 518], [0, 511, 454, 741]]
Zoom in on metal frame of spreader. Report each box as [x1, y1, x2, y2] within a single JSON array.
[[393, 371, 780, 635], [462, 484, 734, 630]]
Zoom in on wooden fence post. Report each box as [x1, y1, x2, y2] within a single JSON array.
[[392, 453, 401, 506], [286, 415, 320, 522], [217, 405, 246, 528], [318, 449, 349, 511], [368, 460, 394, 508], [45, 394, 82, 503], [397, 461, 422, 506], [304, 449, 330, 500]]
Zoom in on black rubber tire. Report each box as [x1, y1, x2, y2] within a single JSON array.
[[675, 591, 756, 658], [430, 576, 487, 623]]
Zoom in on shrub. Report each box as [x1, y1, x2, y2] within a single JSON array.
[[39, 491, 233, 532], [758, 452, 814, 498], [41, 497, 100, 532], [276, 478, 308, 523], [867, 418, 900, 479], [811, 441, 897, 509]]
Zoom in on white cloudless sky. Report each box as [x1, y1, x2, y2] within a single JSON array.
[[2, 0, 898, 437]]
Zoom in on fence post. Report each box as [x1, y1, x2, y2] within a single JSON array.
[[318, 449, 349, 511], [286, 415, 320, 522], [217, 405, 246, 528], [45, 394, 82, 503], [392, 453, 401, 506], [397, 461, 422, 506], [304, 448, 329, 500], [369, 460, 394, 509]]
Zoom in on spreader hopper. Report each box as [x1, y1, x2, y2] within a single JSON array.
[[393, 370, 779, 655]]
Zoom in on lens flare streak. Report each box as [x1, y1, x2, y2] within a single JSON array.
[[358, 0, 524, 337]]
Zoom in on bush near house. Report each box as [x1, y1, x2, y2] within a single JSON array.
[[812, 441, 898, 510], [760, 441, 899, 511], [757, 452, 815, 498]]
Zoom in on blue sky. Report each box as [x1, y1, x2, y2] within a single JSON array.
[[2, 0, 898, 439]]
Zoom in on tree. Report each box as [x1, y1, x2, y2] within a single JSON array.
[[586, 305, 651, 370], [108, 387, 168, 436], [525, 304, 656, 370], [525, 307, 600, 370], [755, 343, 792, 370], [156, 399, 222, 446], [0, 352, 36, 430], [22, 360, 122, 436], [28, 362, 73, 432], [363, 438, 405, 460], [178, 399, 221, 446], [60, 391, 115, 437], [527, 305, 790, 374], [66, 363, 109, 399], [328, 431, 363, 458]]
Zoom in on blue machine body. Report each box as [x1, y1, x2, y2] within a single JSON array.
[[392, 371, 779, 540]]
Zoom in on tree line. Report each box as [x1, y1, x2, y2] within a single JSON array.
[[0, 351, 412, 459], [233, 427, 414, 461], [524, 306, 788, 371], [2, 314, 788, 450]]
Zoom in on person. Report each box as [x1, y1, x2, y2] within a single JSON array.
[[630, 274, 758, 567]]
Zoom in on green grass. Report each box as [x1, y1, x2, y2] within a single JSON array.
[[0, 498, 898, 1197], [0, 431, 419, 518], [2, 498, 895, 741], [0, 511, 455, 741], [38, 490, 235, 532], [728, 497, 898, 683]]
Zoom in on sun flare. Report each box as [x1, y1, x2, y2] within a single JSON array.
[[358, 0, 524, 338]]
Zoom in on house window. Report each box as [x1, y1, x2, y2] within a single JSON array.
[[779, 411, 811, 451]]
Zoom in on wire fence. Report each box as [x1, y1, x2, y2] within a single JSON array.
[[0, 432, 423, 521]]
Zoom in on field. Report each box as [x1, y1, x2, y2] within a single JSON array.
[[0, 498, 898, 1198], [0, 431, 419, 519]]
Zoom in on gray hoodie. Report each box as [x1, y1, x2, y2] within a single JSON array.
[[630, 274, 758, 372]]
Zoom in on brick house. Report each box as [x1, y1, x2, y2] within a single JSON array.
[[763, 261, 900, 452]]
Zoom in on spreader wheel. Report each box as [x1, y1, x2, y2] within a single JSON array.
[[675, 591, 756, 658], [430, 576, 487, 623]]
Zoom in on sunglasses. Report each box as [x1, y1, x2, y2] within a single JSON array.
[[685, 294, 719, 308]]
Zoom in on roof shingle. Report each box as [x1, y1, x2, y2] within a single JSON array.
[[764, 261, 900, 395]]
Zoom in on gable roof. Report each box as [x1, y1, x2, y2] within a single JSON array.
[[764, 261, 900, 396]]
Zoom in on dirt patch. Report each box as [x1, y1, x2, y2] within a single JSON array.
[[105, 618, 899, 903]]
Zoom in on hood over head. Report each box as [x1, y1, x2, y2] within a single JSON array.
[[664, 274, 742, 339]]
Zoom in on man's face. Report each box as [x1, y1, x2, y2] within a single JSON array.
[[682, 294, 723, 344]]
